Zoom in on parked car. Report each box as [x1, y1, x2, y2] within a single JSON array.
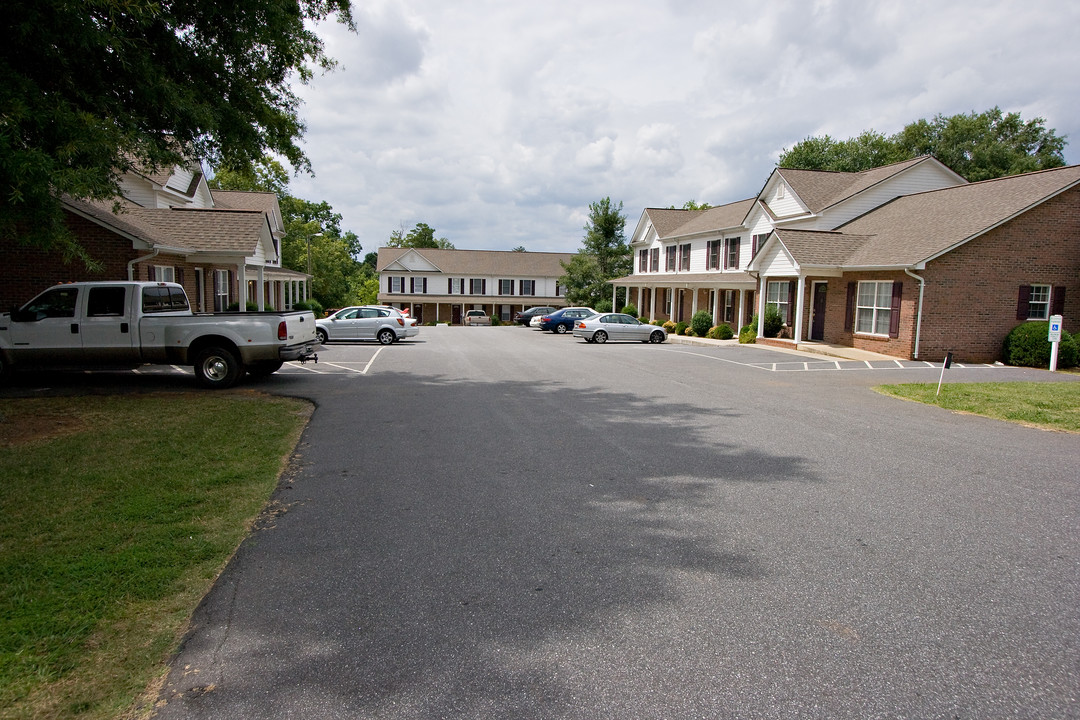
[[538, 307, 597, 334], [513, 306, 556, 326], [573, 313, 667, 344], [0, 281, 317, 388], [315, 305, 419, 345], [463, 309, 491, 326]]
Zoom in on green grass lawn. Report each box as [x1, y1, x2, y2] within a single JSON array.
[[0, 392, 310, 720], [875, 381, 1080, 433]]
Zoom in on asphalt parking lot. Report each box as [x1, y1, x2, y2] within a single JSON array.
[[6, 327, 1078, 718]]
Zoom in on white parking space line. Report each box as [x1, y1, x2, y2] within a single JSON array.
[[662, 347, 1003, 373]]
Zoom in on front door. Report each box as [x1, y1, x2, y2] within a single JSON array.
[[811, 283, 827, 341], [451, 304, 462, 325]]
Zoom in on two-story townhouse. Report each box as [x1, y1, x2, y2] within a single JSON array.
[[750, 164, 1080, 362], [1, 163, 312, 312], [377, 247, 575, 324], [611, 156, 967, 329]]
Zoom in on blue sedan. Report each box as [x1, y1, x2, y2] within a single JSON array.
[[538, 307, 597, 334]]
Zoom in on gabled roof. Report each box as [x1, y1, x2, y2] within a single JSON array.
[[377, 247, 575, 276], [761, 164, 1080, 270], [643, 208, 702, 239], [210, 190, 279, 214], [774, 156, 961, 215], [63, 197, 270, 256], [668, 199, 757, 238]]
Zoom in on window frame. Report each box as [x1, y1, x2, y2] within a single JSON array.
[[1026, 284, 1051, 320], [679, 243, 691, 271], [665, 245, 676, 272], [765, 280, 790, 321], [854, 280, 894, 336]]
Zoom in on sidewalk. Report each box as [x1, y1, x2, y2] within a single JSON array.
[[666, 334, 901, 362]]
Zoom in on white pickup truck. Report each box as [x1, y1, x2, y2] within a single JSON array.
[[0, 281, 318, 388]]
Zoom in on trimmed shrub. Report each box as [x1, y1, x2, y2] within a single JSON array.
[[707, 324, 734, 340], [1002, 322, 1079, 368], [226, 301, 260, 312], [691, 310, 713, 337], [762, 306, 783, 338], [621, 304, 638, 317], [595, 299, 613, 313], [675, 321, 689, 336], [739, 316, 757, 344], [294, 299, 325, 317], [662, 320, 677, 333], [639, 316, 649, 324], [652, 319, 663, 326]]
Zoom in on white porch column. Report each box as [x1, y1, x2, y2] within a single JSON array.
[[237, 264, 248, 310], [612, 284, 618, 312], [256, 266, 266, 311], [756, 278, 767, 337], [712, 289, 720, 325], [793, 275, 806, 343], [649, 286, 656, 322], [691, 287, 698, 317], [737, 289, 745, 330]]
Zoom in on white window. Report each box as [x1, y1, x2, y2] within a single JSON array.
[[520, 279, 535, 296], [1027, 284, 1051, 320], [390, 276, 403, 293], [766, 281, 790, 320], [450, 278, 463, 294], [500, 279, 514, 295], [154, 265, 175, 282], [855, 281, 894, 335]]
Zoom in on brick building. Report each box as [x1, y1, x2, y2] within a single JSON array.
[[1, 165, 311, 312], [611, 159, 1079, 363]]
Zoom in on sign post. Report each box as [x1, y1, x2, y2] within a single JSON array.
[[1048, 315, 1063, 372], [936, 351, 952, 397]]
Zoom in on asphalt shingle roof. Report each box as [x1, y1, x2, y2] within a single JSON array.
[[668, 199, 757, 237], [777, 156, 929, 213], [377, 247, 576, 276]]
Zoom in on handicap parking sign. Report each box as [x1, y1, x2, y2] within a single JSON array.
[[1048, 314, 1062, 342]]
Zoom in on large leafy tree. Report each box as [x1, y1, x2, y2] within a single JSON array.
[[387, 222, 455, 249], [778, 108, 1066, 180], [560, 197, 631, 308], [1, 0, 354, 263]]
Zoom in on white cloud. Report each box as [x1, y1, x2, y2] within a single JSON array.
[[287, 0, 1080, 254]]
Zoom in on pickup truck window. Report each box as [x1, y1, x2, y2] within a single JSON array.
[[142, 285, 190, 313], [22, 286, 79, 319], [87, 287, 127, 317]]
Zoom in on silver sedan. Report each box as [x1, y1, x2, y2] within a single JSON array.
[[573, 313, 667, 344]]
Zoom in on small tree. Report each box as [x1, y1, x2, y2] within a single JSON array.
[[691, 310, 713, 337]]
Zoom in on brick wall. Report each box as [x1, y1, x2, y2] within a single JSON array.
[[918, 187, 1080, 363], [1, 214, 139, 308]]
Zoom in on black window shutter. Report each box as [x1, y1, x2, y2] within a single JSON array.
[[845, 282, 856, 332], [447, 278, 453, 294], [532, 282, 536, 296], [228, 270, 234, 304], [410, 277, 415, 293], [1017, 285, 1032, 320], [889, 282, 903, 338], [511, 281, 515, 296], [423, 278, 428, 293], [176, 268, 184, 286], [1051, 286, 1066, 316], [400, 276, 405, 293], [148, 265, 156, 281], [482, 279, 487, 295], [786, 280, 796, 326]]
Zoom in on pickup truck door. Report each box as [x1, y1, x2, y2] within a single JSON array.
[[80, 286, 138, 362], [6, 285, 84, 363]]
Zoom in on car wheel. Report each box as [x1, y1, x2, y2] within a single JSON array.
[[193, 345, 242, 389], [594, 330, 607, 344], [554, 323, 568, 334], [316, 328, 328, 344], [377, 328, 396, 345], [650, 330, 665, 344]]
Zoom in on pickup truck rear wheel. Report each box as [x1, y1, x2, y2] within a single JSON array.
[[193, 346, 242, 389], [247, 360, 284, 378], [377, 328, 396, 345]]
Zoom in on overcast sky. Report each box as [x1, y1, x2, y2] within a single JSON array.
[[287, 0, 1080, 255]]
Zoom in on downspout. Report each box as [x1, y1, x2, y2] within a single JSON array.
[[903, 267, 925, 360], [128, 249, 161, 281]]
